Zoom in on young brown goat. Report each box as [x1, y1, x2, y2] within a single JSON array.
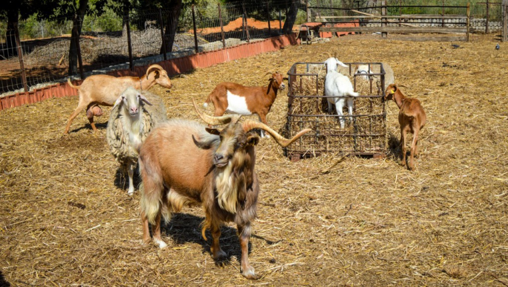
[[138, 100, 310, 279], [384, 84, 426, 170], [64, 64, 172, 134], [203, 72, 285, 136]]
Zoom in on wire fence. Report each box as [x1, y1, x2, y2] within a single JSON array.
[[0, 1, 292, 96], [0, 0, 505, 97], [307, 0, 504, 29]]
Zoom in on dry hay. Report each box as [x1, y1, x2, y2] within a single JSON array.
[[1, 33, 508, 286]]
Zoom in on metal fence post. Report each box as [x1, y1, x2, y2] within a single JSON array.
[[75, 19, 85, 80], [242, 2, 250, 42], [125, 12, 134, 71], [159, 9, 167, 60], [442, 0, 445, 28], [14, 22, 28, 93], [467, 2, 471, 42], [267, 2, 272, 36], [306, 0, 310, 22], [486, 0, 490, 34], [279, 10, 282, 34], [192, 5, 199, 54], [503, 3, 508, 42], [218, 4, 226, 48], [381, 0, 387, 38]]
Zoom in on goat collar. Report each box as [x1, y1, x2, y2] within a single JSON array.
[[139, 79, 143, 91]]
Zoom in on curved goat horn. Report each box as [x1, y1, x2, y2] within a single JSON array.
[[192, 99, 237, 125], [241, 120, 311, 148], [145, 64, 164, 79]]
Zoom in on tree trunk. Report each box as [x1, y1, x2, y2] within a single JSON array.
[[68, 0, 88, 75], [5, 3, 19, 58], [282, 0, 298, 34], [160, 0, 183, 54]]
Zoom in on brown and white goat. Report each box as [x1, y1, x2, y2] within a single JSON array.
[[203, 72, 286, 136], [64, 64, 172, 134], [138, 100, 310, 279], [384, 84, 426, 170]]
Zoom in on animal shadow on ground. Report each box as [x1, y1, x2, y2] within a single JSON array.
[[387, 132, 402, 161], [0, 270, 11, 287], [388, 131, 420, 168], [68, 122, 108, 134], [114, 165, 141, 192], [159, 213, 246, 267]]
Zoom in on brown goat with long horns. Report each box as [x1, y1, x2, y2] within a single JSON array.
[[138, 100, 311, 279], [64, 64, 172, 134]]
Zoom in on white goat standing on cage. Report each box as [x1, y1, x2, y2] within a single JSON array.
[[324, 57, 359, 129]]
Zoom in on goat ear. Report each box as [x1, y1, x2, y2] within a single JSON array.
[[146, 70, 160, 80], [205, 128, 220, 135], [113, 95, 124, 108], [138, 94, 153, 106], [246, 132, 260, 146]]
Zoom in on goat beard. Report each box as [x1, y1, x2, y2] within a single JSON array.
[[214, 152, 246, 214]]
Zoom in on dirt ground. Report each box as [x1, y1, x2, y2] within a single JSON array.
[[1, 33, 507, 286]]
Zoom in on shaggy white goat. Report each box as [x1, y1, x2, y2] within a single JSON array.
[[324, 57, 359, 129], [106, 87, 153, 195]]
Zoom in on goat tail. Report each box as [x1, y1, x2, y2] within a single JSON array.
[[201, 218, 211, 241], [139, 183, 162, 225], [349, 91, 360, 97], [139, 160, 168, 225], [67, 78, 80, 90]]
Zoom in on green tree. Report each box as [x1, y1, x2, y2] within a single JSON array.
[[1, 0, 39, 57]]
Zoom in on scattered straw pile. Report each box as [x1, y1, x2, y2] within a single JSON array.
[[1, 33, 507, 286]]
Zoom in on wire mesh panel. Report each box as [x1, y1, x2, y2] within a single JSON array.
[[284, 62, 387, 159]]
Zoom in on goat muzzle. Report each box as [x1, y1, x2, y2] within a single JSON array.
[[213, 153, 229, 168]]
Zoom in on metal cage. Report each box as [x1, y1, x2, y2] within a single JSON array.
[[283, 61, 388, 159]]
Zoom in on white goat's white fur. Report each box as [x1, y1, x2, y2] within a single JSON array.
[[354, 63, 395, 94], [324, 58, 359, 129]]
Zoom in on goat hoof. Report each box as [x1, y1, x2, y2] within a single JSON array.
[[242, 268, 260, 280], [154, 239, 168, 249], [213, 249, 227, 261]]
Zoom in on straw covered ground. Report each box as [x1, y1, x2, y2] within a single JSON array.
[[1, 33, 507, 286]]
